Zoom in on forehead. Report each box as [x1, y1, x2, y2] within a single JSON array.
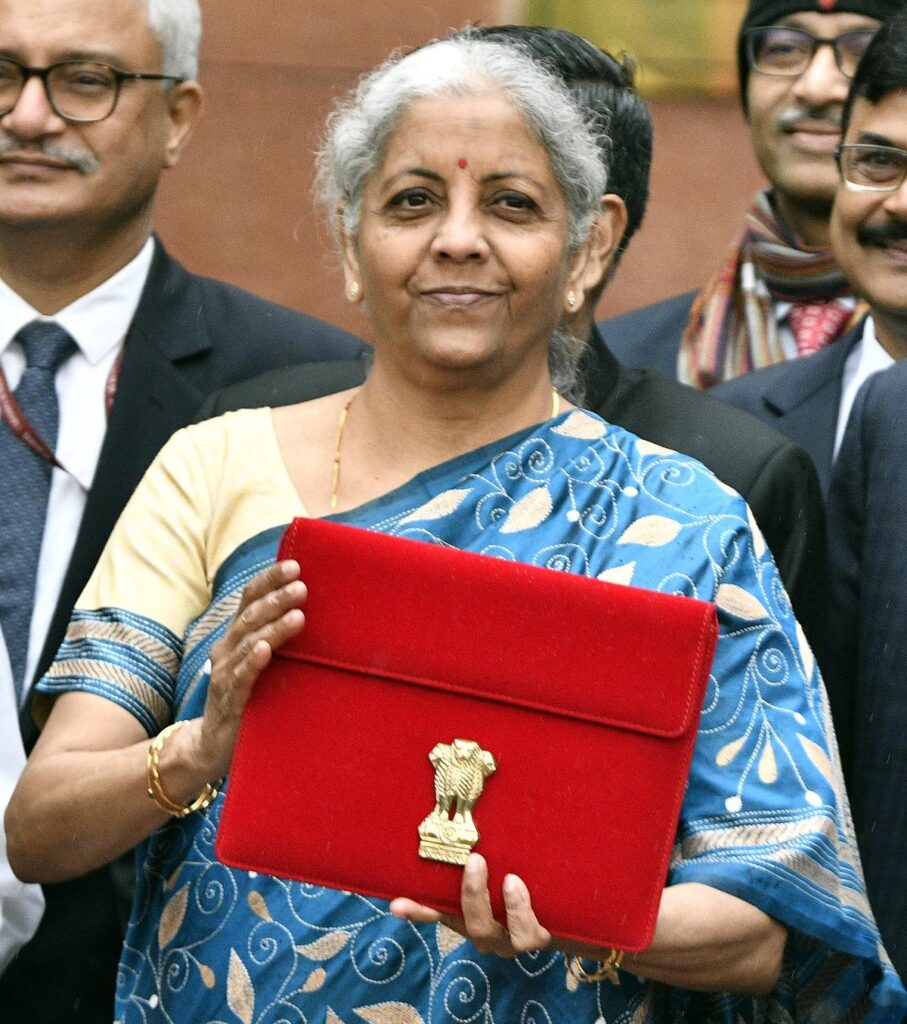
[[776, 9, 881, 32], [378, 91, 553, 178], [844, 90, 907, 147], [0, 0, 159, 65]]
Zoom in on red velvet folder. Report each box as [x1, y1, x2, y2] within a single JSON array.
[[216, 517, 718, 951]]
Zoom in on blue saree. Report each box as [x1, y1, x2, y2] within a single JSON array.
[[39, 408, 906, 1024]]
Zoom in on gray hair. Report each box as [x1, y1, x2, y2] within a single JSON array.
[[316, 35, 608, 250], [143, 0, 202, 80]]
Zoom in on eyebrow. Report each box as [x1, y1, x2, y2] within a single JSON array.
[[384, 167, 546, 189], [0, 47, 130, 66], [857, 130, 902, 148]]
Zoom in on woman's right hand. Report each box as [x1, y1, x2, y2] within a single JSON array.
[[196, 559, 306, 779]]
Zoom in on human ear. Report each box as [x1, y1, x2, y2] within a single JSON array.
[[563, 195, 627, 313], [338, 213, 364, 305], [163, 82, 204, 169]]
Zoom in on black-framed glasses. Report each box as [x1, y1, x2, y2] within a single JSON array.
[[0, 57, 183, 123], [744, 26, 876, 79], [835, 143, 907, 192]]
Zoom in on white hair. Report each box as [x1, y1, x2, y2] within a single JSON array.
[[142, 0, 202, 80], [316, 35, 608, 251]]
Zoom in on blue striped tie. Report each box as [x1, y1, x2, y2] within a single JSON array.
[[0, 321, 77, 701]]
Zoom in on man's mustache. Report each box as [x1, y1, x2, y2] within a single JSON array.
[[0, 136, 99, 174], [776, 106, 842, 132], [857, 219, 907, 246]]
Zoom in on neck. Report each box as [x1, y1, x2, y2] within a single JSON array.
[[0, 216, 153, 315], [772, 190, 833, 249], [350, 358, 561, 477], [871, 310, 907, 362]]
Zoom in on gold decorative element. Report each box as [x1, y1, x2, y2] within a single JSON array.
[[227, 948, 255, 1024], [353, 1001, 427, 1024], [566, 290, 577, 310], [296, 931, 351, 960], [418, 739, 496, 865], [146, 721, 222, 818], [158, 883, 189, 949], [553, 410, 605, 440], [617, 515, 683, 548], [331, 389, 359, 512], [565, 948, 625, 984], [715, 583, 769, 621], [500, 485, 553, 534], [348, 281, 360, 300]]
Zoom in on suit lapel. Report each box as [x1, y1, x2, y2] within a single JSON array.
[[37, 241, 210, 682], [754, 324, 863, 492]]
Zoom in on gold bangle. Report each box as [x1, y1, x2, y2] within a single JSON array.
[[565, 948, 625, 984], [146, 721, 223, 818]]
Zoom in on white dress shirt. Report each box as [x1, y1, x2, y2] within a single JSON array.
[[0, 630, 44, 973], [0, 238, 154, 704], [835, 316, 895, 457]]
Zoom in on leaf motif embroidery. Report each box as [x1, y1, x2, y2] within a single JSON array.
[[157, 884, 189, 950], [635, 438, 675, 457], [247, 890, 271, 922], [747, 506, 766, 559], [716, 584, 769, 621], [617, 515, 682, 547], [798, 734, 834, 787], [436, 923, 465, 957], [758, 738, 778, 784], [354, 1003, 426, 1024], [197, 962, 216, 989], [796, 622, 815, 680], [596, 562, 636, 586], [303, 967, 327, 992], [327, 1012, 346, 1024], [296, 931, 351, 960], [500, 486, 553, 534], [163, 865, 182, 891], [227, 948, 255, 1024], [399, 488, 470, 525], [716, 735, 746, 767], [552, 411, 605, 440]]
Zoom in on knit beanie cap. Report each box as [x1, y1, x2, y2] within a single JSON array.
[[737, 0, 907, 106]]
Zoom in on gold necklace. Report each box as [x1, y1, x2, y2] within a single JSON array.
[[330, 387, 560, 512]]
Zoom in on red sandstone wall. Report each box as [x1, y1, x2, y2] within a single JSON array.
[[154, 3, 767, 341]]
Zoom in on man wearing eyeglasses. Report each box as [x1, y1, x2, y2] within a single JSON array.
[[603, 0, 906, 390], [711, 8, 907, 494], [0, 0, 363, 1021], [820, 10, 907, 977]]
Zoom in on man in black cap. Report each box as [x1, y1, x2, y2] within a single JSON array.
[[604, 0, 906, 389]]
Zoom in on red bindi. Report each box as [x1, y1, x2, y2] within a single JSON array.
[[457, 158, 468, 170]]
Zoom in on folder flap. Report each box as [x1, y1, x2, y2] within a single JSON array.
[[276, 519, 717, 740]]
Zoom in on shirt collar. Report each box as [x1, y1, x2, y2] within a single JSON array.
[[0, 237, 155, 366]]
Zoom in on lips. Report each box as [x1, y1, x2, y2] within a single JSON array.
[[420, 287, 502, 309], [0, 154, 73, 171]]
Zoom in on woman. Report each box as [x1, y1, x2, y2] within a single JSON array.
[[7, 35, 904, 1024]]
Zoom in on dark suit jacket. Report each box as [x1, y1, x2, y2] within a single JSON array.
[[598, 290, 695, 377], [0, 239, 365, 1024], [202, 325, 827, 657], [825, 361, 907, 977], [711, 323, 864, 495]]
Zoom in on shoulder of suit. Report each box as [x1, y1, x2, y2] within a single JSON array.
[[600, 290, 697, 331]]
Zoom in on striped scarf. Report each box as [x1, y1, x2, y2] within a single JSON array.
[[678, 189, 857, 389]]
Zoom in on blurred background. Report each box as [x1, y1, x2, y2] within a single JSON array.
[[156, 0, 766, 340]]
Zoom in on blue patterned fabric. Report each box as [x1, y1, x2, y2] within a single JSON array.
[[40, 410, 906, 1023]]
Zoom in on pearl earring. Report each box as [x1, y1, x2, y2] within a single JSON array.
[[567, 290, 577, 311], [348, 281, 360, 300]]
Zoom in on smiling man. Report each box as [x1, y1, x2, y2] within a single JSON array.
[[604, 0, 906, 388], [711, 15, 907, 493], [0, 0, 362, 1020]]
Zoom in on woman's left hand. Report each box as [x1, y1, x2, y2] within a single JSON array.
[[390, 853, 551, 957]]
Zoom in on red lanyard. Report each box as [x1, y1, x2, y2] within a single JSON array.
[[0, 346, 123, 481]]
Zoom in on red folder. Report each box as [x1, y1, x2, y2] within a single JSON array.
[[216, 517, 718, 951]]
